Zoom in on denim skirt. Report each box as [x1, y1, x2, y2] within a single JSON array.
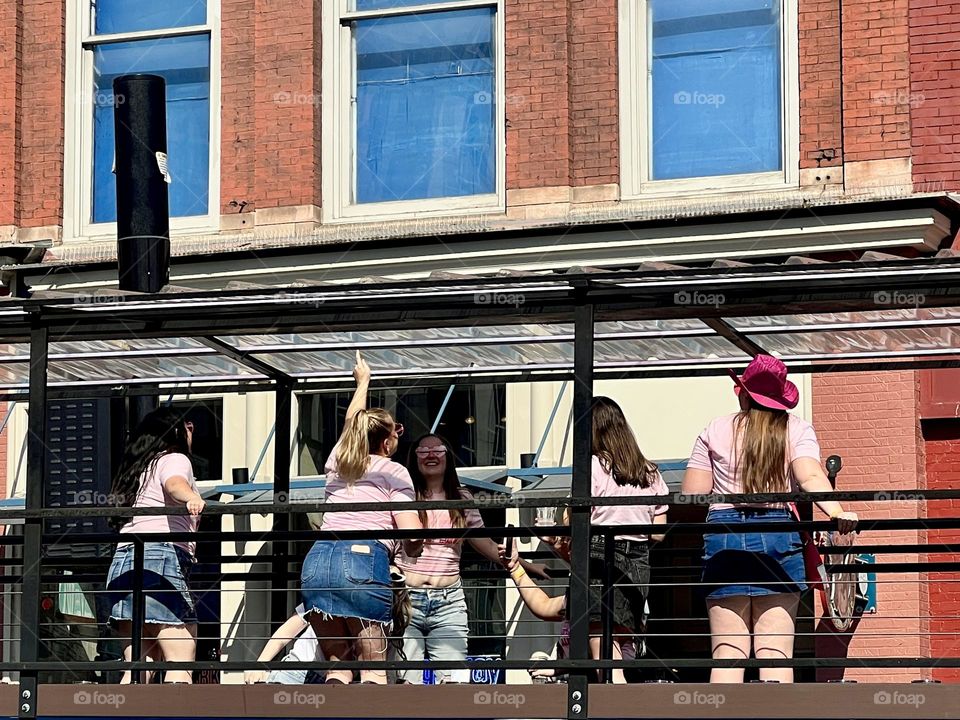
[[301, 540, 393, 625], [106, 542, 197, 625], [702, 507, 807, 599]]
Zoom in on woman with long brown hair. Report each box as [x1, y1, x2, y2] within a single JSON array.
[[396, 433, 548, 683], [300, 352, 424, 684], [682, 355, 857, 683]]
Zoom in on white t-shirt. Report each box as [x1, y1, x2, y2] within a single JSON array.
[[288, 604, 323, 662]]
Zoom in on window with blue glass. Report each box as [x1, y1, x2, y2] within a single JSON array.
[[87, 0, 211, 224], [648, 0, 782, 181], [348, 1, 497, 205]]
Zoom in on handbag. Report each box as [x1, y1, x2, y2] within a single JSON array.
[[788, 503, 827, 592]]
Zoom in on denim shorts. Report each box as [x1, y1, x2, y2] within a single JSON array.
[[587, 538, 651, 632], [301, 540, 393, 625], [702, 507, 807, 599], [106, 542, 197, 625]]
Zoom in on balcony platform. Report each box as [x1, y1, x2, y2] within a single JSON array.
[[2, 683, 954, 719]]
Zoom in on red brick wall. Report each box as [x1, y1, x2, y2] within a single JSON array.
[[921, 421, 960, 682], [800, 0, 842, 168], [252, 0, 320, 209], [0, 3, 21, 227], [568, 0, 618, 186], [220, 0, 256, 215], [19, 0, 64, 227], [505, 0, 571, 189], [813, 371, 929, 682], [841, 0, 912, 162], [909, 0, 960, 191]]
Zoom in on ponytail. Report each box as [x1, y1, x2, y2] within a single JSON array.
[[336, 408, 394, 483]]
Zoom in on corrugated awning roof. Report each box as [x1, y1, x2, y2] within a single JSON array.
[[2, 251, 960, 397]]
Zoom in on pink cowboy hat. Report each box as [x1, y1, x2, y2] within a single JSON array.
[[727, 354, 799, 411]]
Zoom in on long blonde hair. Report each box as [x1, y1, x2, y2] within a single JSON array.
[[336, 408, 395, 482], [734, 404, 790, 494]]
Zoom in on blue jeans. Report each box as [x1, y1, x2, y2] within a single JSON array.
[[399, 581, 469, 684]]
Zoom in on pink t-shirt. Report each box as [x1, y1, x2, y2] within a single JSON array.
[[118, 452, 200, 556], [397, 488, 484, 577], [321, 448, 417, 552], [590, 456, 668, 542], [687, 413, 821, 510]]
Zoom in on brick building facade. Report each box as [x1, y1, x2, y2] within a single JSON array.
[[1, 0, 960, 681]]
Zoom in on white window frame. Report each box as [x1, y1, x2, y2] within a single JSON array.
[[64, 1, 221, 241], [619, 0, 799, 199], [321, 0, 505, 223]]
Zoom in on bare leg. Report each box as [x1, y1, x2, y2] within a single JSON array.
[[588, 635, 627, 684], [155, 623, 197, 684], [352, 618, 388, 685], [311, 615, 354, 684], [707, 597, 752, 683], [752, 593, 800, 683]]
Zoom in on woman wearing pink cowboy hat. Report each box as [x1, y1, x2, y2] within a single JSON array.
[[682, 354, 857, 684]]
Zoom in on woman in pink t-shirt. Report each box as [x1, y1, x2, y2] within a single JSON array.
[[396, 434, 548, 684], [300, 352, 424, 685], [683, 355, 857, 683], [105, 406, 205, 684]]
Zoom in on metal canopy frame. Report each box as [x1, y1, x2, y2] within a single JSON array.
[[2, 256, 960, 399]]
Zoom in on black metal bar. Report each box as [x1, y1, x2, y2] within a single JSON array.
[[129, 539, 146, 684], [271, 379, 293, 630], [701, 317, 767, 356], [196, 336, 293, 383], [568, 297, 593, 717], [600, 528, 615, 684], [18, 322, 47, 719]]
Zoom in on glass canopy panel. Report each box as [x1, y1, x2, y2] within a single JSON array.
[[750, 326, 960, 358], [729, 307, 960, 330], [47, 355, 261, 384], [595, 335, 747, 364], [0, 363, 30, 385], [220, 319, 713, 353], [254, 341, 576, 376], [48, 337, 209, 354]]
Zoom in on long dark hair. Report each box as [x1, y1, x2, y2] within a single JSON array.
[[109, 406, 192, 531], [406, 433, 466, 529], [591, 396, 658, 487]]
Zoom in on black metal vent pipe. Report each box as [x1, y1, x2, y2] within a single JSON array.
[[113, 73, 170, 293]]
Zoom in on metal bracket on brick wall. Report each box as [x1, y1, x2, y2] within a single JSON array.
[[567, 675, 588, 720]]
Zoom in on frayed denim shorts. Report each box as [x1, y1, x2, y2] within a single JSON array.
[[702, 507, 807, 599], [301, 540, 393, 625], [106, 542, 197, 625]]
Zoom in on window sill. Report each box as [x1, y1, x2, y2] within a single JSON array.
[[325, 193, 505, 225], [625, 172, 797, 201]]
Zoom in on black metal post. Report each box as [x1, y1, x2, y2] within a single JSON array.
[[130, 539, 146, 684], [19, 323, 47, 718], [568, 298, 593, 718], [114, 73, 170, 431], [271, 381, 293, 630], [600, 528, 615, 684]]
